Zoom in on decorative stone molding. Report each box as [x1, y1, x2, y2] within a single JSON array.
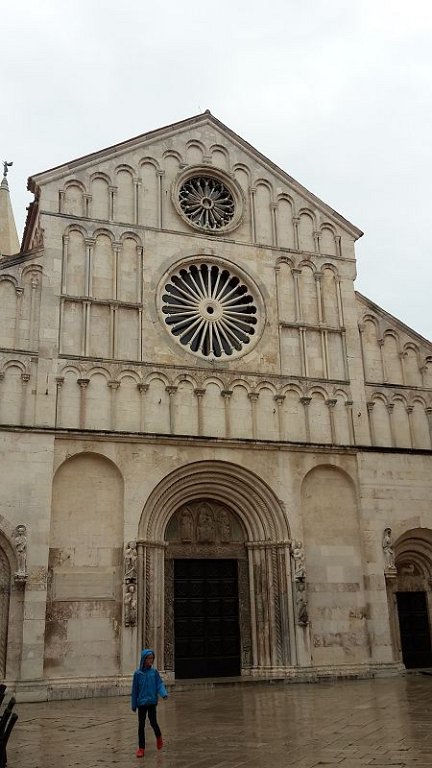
[[124, 541, 137, 627]]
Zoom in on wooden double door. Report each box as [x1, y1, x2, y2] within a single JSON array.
[[397, 591, 432, 669], [174, 558, 241, 678]]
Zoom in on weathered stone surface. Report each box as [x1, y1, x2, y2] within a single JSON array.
[[0, 113, 431, 699]]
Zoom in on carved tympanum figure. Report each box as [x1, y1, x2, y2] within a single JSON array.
[[219, 509, 231, 543], [197, 506, 215, 543], [180, 510, 193, 542]]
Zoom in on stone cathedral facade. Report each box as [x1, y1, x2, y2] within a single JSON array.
[[1, 112, 432, 700]]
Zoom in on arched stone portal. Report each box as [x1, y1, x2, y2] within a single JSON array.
[[137, 461, 294, 677], [0, 545, 11, 678], [388, 528, 432, 668], [0, 522, 23, 681]]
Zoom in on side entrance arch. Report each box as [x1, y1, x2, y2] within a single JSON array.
[[389, 528, 432, 669], [136, 461, 295, 678]]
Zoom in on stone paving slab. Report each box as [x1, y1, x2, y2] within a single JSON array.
[[6, 676, 432, 767]]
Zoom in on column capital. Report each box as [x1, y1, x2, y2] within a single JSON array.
[[300, 396, 311, 406], [137, 383, 149, 393], [248, 392, 259, 402], [274, 394, 285, 404], [194, 388, 206, 398], [221, 389, 233, 399], [166, 385, 177, 396], [77, 378, 90, 389]]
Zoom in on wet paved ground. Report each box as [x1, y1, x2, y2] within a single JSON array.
[[7, 675, 432, 767]]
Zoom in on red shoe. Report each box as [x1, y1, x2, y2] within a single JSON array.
[[157, 736, 164, 750], [136, 747, 145, 758]]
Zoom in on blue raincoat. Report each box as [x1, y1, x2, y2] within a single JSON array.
[[131, 649, 168, 711]]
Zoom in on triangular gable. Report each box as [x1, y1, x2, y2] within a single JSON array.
[[27, 111, 363, 241], [356, 291, 432, 348]]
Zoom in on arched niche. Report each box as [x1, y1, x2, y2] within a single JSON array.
[[45, 452, 124, 680], [301, 464, 369, 667], [136, 461, 294, 676]]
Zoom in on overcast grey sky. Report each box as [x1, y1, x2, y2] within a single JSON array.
[[3, 0, 432, 339]]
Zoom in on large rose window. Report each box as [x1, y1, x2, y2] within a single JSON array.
[[161, 262, 260, 359]]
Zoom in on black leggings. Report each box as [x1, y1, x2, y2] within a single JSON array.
[[138, 704, 161, 748]]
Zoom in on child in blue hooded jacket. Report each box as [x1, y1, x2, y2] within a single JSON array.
[[131, 649, 168, 758]]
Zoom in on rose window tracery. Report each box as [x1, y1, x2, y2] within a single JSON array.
[[178, 176, 235, 230], [161, 262, 259, 359]]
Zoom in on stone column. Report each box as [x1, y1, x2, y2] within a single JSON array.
[[20, 374, 31, 426], [113, 242, 121, 300], [367, 401, 376, 445], [292, 216, 300, 250], [138, 383, 148, 432], [313, 230, 320, 254], [14, 287, 23, 349], [55, 377, 64, 428], [194, 388, 205, 436], [166, 386, 177, 434], [58, 189, 65, 213], [274, 394, 285, 440], [248, 392, 259, 439], [406, 405, 415, 448], [139, 540, 168, 669], [109, 185, 117, 221], [345, 400, 355, 445], [299, 327, 308, 377], [292, 268, 302, 322], [221, 389, 232, 438], [314, 272, 323, 323], [77, 378, 90, 429], [157, 170, 164, 228], [108, 380, 120, 430], [271, 202, 278, 246], [426, 407, 432, 448], [326, 398, 337, 443], [134, 178, 141, 225], [300, 396, 311, 441], [249, 187, 256, 242], [387, 403, 395, 447]]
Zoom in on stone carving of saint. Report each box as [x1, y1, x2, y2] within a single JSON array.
[[292, 540, 306, 581], [14, 524, 27, 578], [296, 581, 309, 626], [180, 510, 193, 542], [124, 541, 137, 582], [382, 527, 396, 570], [197, 507, 215, 543], [219, 509, 231, 543], [124, 583, 137, 627]]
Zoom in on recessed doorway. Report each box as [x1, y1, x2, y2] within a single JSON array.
[[396, 591, 432, 668], [174, 558, 240, 678]]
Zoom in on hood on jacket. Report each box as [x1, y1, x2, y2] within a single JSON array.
[[139, 648, 155, 670]]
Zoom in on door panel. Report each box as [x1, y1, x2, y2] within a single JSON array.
[[174, 559, 240, 678], [397, 591, 432, 669]]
